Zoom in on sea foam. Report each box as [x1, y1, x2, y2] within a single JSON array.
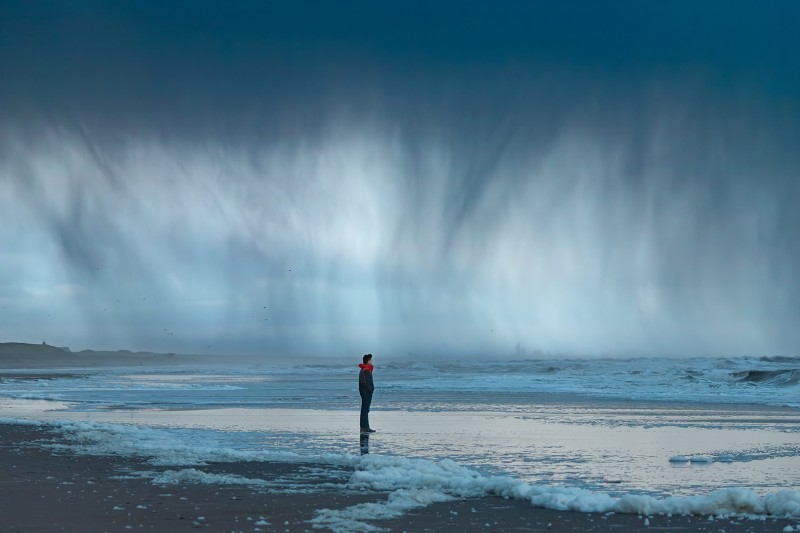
[[6, 418, 799, 523]]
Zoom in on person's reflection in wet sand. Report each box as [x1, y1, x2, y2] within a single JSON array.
[[360, 432, 370, 455]]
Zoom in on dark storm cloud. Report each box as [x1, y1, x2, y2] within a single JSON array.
[[2, 1, 799, 129], [1, 1, 799, 356]]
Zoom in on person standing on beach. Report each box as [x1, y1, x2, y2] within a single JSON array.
[[358, 353, 376, 433]]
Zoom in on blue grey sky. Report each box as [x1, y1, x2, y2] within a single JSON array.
[[1, 1, 799, 357]]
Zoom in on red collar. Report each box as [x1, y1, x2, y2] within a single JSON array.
[[358, 363, 374, 372]]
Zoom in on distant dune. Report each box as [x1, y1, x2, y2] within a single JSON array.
[[0, 342, 305, 369], [0, 342, 187, 369], [0, 342, 72, 356]]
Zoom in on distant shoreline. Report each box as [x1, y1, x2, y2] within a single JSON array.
[[0, 372, 84, 380], [0, 341, 193, 369], [0, 341, 348, 369]]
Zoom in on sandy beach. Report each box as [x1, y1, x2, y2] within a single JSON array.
[[2, 422, 796, 532], [2, 344, 800, 531]]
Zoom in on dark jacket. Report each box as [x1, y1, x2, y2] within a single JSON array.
[[358, 364, 374, 394]]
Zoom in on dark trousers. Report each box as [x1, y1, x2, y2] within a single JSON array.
[[359, 389, 372, 429]]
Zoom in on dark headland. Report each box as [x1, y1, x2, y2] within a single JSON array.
[[0, 341, 189, 370]]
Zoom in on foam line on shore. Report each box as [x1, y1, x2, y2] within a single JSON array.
[[3, 417, 799, 525], [350, 454, 800, 518]]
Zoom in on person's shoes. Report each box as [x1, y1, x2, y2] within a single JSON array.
[[360, 428, 376, 433]]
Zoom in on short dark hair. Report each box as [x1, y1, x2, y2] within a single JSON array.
[[362, 353, 373, 364]]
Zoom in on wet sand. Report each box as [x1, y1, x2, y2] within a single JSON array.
[[1, 422, 795, 532], [0, 423, 377, 532]]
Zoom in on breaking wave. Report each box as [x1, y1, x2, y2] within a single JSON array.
[[731, 369, 800, 386]]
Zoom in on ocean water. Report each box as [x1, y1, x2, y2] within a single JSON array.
[[2, 355, 800, 524]]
